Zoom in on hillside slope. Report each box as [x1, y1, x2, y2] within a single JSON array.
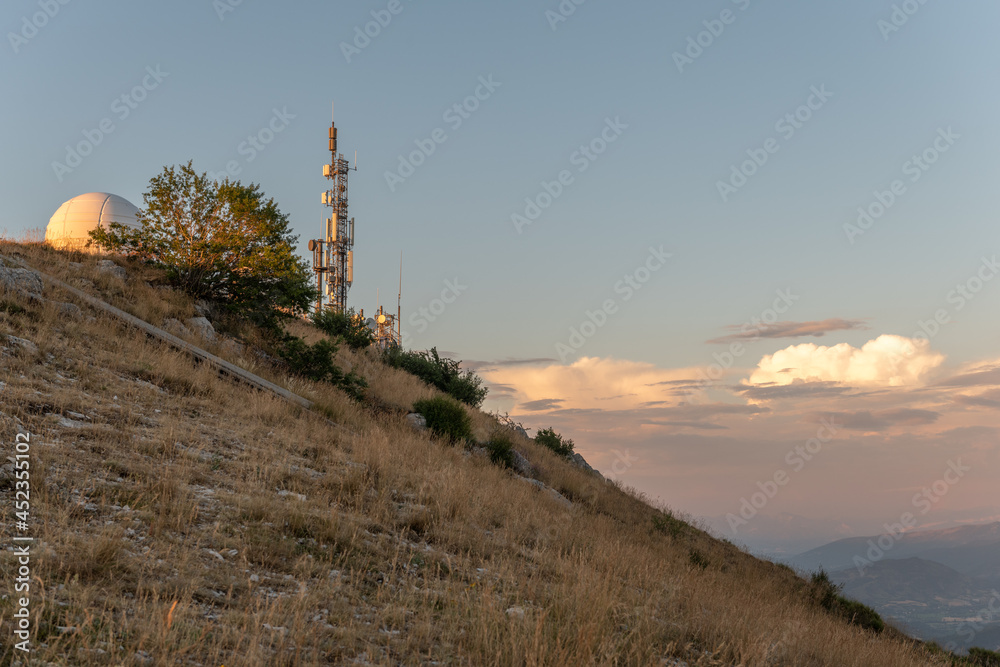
[[0, 242, 957, 666]]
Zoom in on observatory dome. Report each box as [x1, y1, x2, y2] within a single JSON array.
[[45, 192, 141, 251]]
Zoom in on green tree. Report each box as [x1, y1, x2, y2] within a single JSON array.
[[535, 427, 574, 457], [90, 161, 314, 328]]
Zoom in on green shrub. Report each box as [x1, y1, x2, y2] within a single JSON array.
[[836, 596, 885, 633], [0, 300, 26, 315], [810, 569, 885, 634], [413, 396, 472, 444], [689, 549, 710, 570], [811, 569, 839, 610], [384, 347, 487, 407], [534, 427, 574, 457], [651, 511, 686, 538], [312, 307, 374, 350], [277, 334, 366, 401], [484, 431, 516, 470], [969, 647, 1000, 666]]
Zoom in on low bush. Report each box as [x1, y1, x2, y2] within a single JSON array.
[[811, 569, 885, 634], [651, 511, 687, 539], [837, 597, 885, 634], [384, 347, 487, 407], [535, 427, 574, 457], [483, 431, 516, 470], [312, 308, 374, 350], [689, 549, 710, 570], [969, 647, 1000, 667], [811, 570, 839, 610], [276, 334, 366, 401], [413, 396, 472, 444]]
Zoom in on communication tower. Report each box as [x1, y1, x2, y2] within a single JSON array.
[[309, 104, 356, 314], [368, 256, 402, 349]]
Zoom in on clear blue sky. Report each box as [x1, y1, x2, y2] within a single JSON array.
[[4, 0, 998, 546]]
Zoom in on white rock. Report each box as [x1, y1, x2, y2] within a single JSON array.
[[505, 606, 526, 619], [277, 489, 307, 502], [4, 335, 38, 355], [162, 318, 191, 337], [517, 475, 572, 509], [405, 413, 427, 431], [52, 301, 83, 319], [510, 449, 533, 476], [96, 259, 127, 280], [0, 263, 43, 300], [185, 316, 216, 341]]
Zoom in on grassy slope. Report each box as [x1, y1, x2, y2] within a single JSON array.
[[0, 242, 952, 666]]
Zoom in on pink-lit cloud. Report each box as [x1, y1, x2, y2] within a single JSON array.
[[747, 334, 946, 387], [477, 341, 1000, 543]]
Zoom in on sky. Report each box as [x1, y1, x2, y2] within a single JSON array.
[[2, 0, 998, 555]]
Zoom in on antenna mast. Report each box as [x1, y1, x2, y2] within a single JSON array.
[[397, 252, 402, 344], [310, 102, 356, 314]]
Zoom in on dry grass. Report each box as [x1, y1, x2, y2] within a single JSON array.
[[0, 241, 951, 666]]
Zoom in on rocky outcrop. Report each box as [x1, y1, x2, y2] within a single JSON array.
[[0, 259, 43, 301], [97, 259, 127, 280], [163, 318, 191, 337], [52, 301, 83, 319], [570, 452, 601, 477], [517, 476, 572, 509], [510, 449, 533, 477], [405, 413, 428, 431], [3, 335, 38, 356], [185, 317, 216, 341]]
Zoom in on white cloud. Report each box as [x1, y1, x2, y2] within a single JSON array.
[[478, 357, 705, 412], [747, 334, 945, 388]]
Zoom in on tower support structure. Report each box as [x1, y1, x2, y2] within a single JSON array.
[[310, 108, 355, 314]]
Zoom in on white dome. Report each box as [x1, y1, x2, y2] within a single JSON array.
[[46, 192, 141, 251]]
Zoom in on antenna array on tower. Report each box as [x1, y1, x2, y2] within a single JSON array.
[[309, 105, 356, 314], [309, 106, 402, 349]]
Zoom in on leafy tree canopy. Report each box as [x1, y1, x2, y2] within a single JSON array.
[[90, 161, 314, 328], [535, 427, 575, 457]]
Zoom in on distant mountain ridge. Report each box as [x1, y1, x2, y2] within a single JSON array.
[[790, 523, 1000, 652], [790, 521, 1000, 577], [834, 557, 979, 603]]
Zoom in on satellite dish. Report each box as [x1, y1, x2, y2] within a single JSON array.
[[308, 239, 316, 251], [378, 314, 387, 324], [365, 318, 377, 331]]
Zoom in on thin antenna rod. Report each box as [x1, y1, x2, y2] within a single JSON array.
[[398, 251, 402, 342], [332, 101, 335, 122]]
